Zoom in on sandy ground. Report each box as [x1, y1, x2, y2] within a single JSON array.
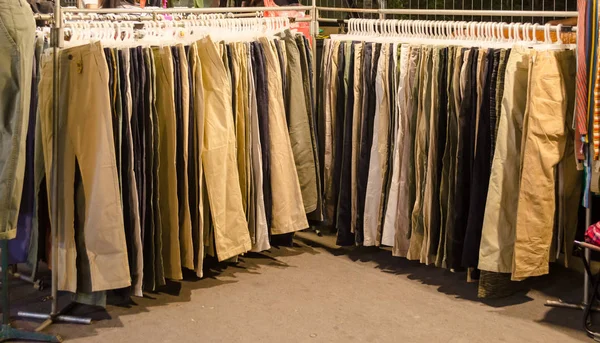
[[3, 231, 591, 342]]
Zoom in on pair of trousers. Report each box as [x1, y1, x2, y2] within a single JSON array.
[[260, 37, 309, 234], [146, 47, 166, 288], [297, 35, 324, 222], [0, 0, 35, 240], [462, 48, 494, 268], [355, 43, 381, 245], [364, 43, 392, 246], [350, 42, 364, 236], [152, 46, 184, 280], [247, 45, 270, 253], [432, 47, 449, 266], [197, 37, 252, 260], [324, 41, 341, 225], [279, 30, 318, 213], [8, 35, 40, 264], [188, 42, 206, 277], [175, 44, 194, 272], [447, 48, 478, 270], [438, 46, 462, 267], [407, 46, 433, 261], [382, 44, 409, 248], [231, 42, 251, 226], [478, 48, 530, 273], [336, 42, 355, 246], [118, 48, 143, 297], [513, 50, 577, 279], [251, 41, 272, 231], [421, 47, 443, 264], [39, 42, 130, 292], [393, 45, 421, 257]]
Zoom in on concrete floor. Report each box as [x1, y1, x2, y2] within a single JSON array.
[[4, 231, 592, 342]]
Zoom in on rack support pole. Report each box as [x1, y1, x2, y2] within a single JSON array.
[[18, 4, 92, 332], [1, 240, 61, 342]]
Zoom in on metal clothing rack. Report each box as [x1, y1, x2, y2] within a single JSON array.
[[318, 3, 591, 319], [3, 2, 586, 341], [16, 3, 320, 337]]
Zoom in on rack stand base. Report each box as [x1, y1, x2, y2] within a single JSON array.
[[1, 240, 60, 342], [19, 302, 93, 332]]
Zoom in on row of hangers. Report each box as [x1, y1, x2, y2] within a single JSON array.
[[335, 18, 572, 50], [60, 14, 291, 47]]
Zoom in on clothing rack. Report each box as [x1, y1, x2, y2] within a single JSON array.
[[317, 5, 589, 316], [2, 3, 587, 342]]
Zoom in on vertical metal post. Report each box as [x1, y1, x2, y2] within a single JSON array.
[[379, 0, 386, 19], [1, 240, 10, 327], [50, 5, 63, 319], [584, 141, 593, 305], [19, 3, 90, 330]]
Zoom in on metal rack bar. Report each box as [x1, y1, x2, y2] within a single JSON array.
[[61, 5, 312, 13], [317, 16, 577, 32], [316, 6, 577, 17]]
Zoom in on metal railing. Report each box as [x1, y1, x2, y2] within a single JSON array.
[[317, 0, 576, 23]]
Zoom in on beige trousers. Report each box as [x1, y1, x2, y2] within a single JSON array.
[[394, 45, 420, 258], [407, 46, 432, 261], [0, 0, 35, 240], [231, 42, 251, 219], [197, 37, 251, 260], [479, 48, 531, 273], [279, 30, 318, 213], [512, 50, 577, 279], [152, 46, 183, 280], [176, 44, 194, 271], [260, 37, 309, 234], [39, 42, 130, 292], [188, 42, 206, 278], [324, 40, 341, 224]]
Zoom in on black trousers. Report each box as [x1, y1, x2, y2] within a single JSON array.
[[448, 47, 477, 270], [429, 47, 449, 255], [462, 49, 496, 269], [336, 43, 355, 246], [251, 42, 272, 230], [355, 42, 380, 245]]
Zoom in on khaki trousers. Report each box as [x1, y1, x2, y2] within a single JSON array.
[[260, 37, 309, 234], [407, 46, 432, 261], [324, 41, 341, 224], [0, 0, 35, 240], [189, 42, 206, 278], [421, 47, 442, 264], [394, 45, 420, 257], [479, 48, 531, 273], [279, 30, 318, 213], [197, 37, 251, 260], [231, 42, 251, 219], [177, 44, 194, 271], [40, 42, 130, 292], [512, 50, 576, 279], [152, 46, 183, 280]]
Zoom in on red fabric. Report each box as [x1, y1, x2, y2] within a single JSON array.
[[263, 0, 310, 40], [585, 221, 600, 246]]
